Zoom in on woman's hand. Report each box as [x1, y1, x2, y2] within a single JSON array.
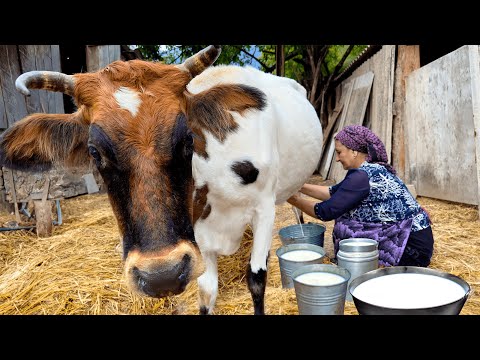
[[287, 193, 300, 204]]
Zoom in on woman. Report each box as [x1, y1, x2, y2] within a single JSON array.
[[287, 125, 434, 267]]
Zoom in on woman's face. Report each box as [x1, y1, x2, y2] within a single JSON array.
[[334, 140, 357, 170]]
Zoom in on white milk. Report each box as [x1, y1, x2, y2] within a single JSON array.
[[352, 273, 466, 309], [281, 250, 322, 262], [343, 241, 374, 247], [295, 272, 345, 286]]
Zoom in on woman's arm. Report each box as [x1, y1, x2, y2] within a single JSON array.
[[299, 183, 331, 201], [287, 193, 318, 219], [288, 169, 370, 222]]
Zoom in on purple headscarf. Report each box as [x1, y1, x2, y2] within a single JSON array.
[[334, 125, 396, 174]]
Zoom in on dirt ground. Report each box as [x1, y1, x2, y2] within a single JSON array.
[[0, 174, 478, 315]]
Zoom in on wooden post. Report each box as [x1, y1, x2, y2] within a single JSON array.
[[6, 170, 21, 224], [34, 178, 52, 237], [34, 200, 52, 237], [393, 45, 420, 182], [468, 45, 480, 219], [276, 45, 285, 77]]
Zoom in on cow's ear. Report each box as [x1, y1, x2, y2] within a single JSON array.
[[0, 112, 90, 172], [185, 84, 266, 142]]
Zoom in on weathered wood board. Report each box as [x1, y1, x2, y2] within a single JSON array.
[[328, 71, 374, 183], [18, 45, 64, 115], [405, 45, 478, 205], [0, 45, 29, 128], [333, 46, 395, 165], [2, 166, 103, 203], [86, 45, 121, 72]]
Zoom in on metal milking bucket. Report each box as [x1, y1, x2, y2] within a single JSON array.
[[336, 238, 379, 301]]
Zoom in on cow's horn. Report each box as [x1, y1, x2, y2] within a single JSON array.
[[15, 71, 75, 97], [177, 45, 221, 77]]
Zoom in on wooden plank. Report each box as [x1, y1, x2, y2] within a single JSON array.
[[50, 45, 65, 114], [318, 80, 354, 178], [316, 102, 343, 174], [322, 102, 344, 154], [38, 45, 59, 113], [392, 46, 420, 182], [31, 45, 50, 113], [328, 72, 374, 183], [6, 170, 21, 223], [383, 46, 396, 159], [406, 45, 477, 205], [371, 46, 395, 159], [34, 178, 52, 237], [340, 46, 396, 163], [325, 79, 357, 180], [0, 70, 7, 129], [82, 173, 99, 194], [108, 45, 121, 64], [87, 45, 121, 72], [34, 199, 52, 237], [18, 45, 43, 114], [468, 45, 480, 217], [0, 45, 28, 127], [86, 45, 99, 72]]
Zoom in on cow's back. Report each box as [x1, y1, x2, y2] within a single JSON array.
[[187, 65, 323, 205], [189, 66, 323, 204]]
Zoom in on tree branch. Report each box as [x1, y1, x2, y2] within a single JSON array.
[[314, 45, 355, 128], [232, 45, 274, 71]]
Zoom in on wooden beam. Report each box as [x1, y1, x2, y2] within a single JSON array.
[[468, 45, 480, 219], [6, 170, 21, 224], [393, 45, 420, 182], [34, 178, 52, 237]]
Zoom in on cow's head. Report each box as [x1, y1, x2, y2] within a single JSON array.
[[0, 45, 222, 298]]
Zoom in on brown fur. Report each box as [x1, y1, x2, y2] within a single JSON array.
[[2, 112, 89, 167], [193, 184, 209, 225], [185, 84, 266, 159]]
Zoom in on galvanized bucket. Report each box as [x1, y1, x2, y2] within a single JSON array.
[[292, 264, 350, 315], [276, 243, 326, 289], [278, 223, 326, 247], [337, 238, 379, 302]]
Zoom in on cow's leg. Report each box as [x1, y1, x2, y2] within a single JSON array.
[[197, 251, 218, 315], [248, 198, 276, 315]]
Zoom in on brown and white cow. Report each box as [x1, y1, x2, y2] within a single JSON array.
[[0, 45, 323, 314]]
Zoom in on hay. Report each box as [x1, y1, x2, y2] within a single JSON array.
[[0, 175, 478, 315]]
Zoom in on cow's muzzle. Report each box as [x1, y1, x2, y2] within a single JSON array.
[[124, 241, 205, 298], [133, 254, 191, 297]]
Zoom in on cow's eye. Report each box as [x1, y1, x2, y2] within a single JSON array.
[[88, 145, 101, 161]]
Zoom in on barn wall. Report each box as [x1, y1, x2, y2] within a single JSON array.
[[86, 45, 121, 71], [323, 46, 396, 183], [338, 45, 396, 158], [0, 45, 64, 130], [405, 45, 478, 205], [0, 45, 115, 212]]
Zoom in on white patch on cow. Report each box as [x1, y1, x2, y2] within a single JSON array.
[[114, 87, 141, 116], [189, 64, 324, 312]]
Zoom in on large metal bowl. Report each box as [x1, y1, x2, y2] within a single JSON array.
[[349, 266, 471, 315]]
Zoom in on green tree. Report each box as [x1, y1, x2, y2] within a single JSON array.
[[136, 45, 259, 66], [136, 45, 367, 129]]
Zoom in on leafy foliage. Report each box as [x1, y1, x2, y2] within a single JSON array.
[[135, 45, 262, 67], [135, 44, 368, 128]]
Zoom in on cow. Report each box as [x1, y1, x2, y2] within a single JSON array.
[[0, 45, 323, 315]]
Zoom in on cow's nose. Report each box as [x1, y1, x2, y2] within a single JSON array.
[[133, 254, 191, 297]]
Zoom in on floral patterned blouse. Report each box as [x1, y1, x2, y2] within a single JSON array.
[[314, 162, 430, 232]]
